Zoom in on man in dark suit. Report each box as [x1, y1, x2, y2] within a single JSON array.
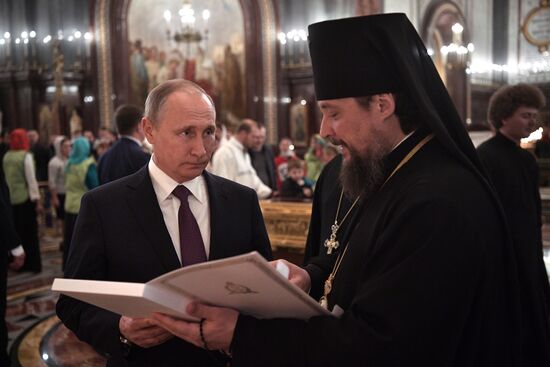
[[1, 169, 24, 365], [248, 121, 277, 192], [56, 80, 272, 367], [98, 104, 151, 184]]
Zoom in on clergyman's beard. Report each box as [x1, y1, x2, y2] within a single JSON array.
[[339, 145, 388, 200]]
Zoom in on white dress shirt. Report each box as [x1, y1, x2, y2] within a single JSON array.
[[210, 137, 272, 199], [120, 135, 143, 147], [148, 157, 211, 263]]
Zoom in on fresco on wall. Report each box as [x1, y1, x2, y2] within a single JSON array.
[[128, 0, 246, 125]]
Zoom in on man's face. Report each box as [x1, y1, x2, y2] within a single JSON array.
[[319, 97, 393, 197], [99, 129, 115, 142], [27, 131, 38, 144], [319, 97, 391, 161], [61, 140, 72, 158], [169, 60, 179, 71], [279, 138, 291, 154], [143, 91, 216, 183], [244, 125, 260, 149], [84, 131, 95, 142], [250, 127, 265, 151], [500, 106, 538, 142]]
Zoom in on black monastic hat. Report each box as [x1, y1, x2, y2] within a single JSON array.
[[307, 13, 483, 182]]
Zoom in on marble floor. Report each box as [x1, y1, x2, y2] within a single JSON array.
[[6, 231, 106, 367]]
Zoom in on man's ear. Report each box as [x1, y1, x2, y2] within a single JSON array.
[[376, 93, 396, 118], [142, 117, 155, 144]]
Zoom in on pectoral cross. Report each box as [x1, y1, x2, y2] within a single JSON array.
[[324, 223, 340, 254]]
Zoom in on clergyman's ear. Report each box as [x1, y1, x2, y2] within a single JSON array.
[[377, 93, 396, 118]]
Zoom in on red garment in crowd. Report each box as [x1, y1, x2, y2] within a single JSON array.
[[9, 129, 29, 151]]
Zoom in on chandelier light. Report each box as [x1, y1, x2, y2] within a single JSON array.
[[164, 0, 210, 56], [439, 23, 473, 69]]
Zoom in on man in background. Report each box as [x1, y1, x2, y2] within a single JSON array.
[[248, 122, 277, 193], [27, 129, 51, 182], [211, 119, 272, 199], [57, 80, 272, 366], [477, 83, 550, 365], [98, 104, 151, 184]]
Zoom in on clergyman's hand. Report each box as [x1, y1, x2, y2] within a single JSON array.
[[119, 315, 174, 348], [152, 302, 238, 351], [269, 259, 311, 292]]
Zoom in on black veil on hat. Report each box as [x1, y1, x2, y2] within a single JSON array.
[[308, 13, 484, 181]]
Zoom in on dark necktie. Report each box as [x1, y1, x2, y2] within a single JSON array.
[[172, 185, 207, 266]]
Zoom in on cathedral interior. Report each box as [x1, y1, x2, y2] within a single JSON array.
[[1, 0, 550, 366]]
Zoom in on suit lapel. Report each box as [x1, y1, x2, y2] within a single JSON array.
[[204, 171, 229, 261], [126, 167, 181, 271]]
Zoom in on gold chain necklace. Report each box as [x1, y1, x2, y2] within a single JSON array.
[[323, 191, 361, 255], [319, 134, 434, 309]]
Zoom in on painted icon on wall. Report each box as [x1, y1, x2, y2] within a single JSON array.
[[128, 0, 246, 126]]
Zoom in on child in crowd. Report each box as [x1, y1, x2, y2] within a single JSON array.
[[280, 158, 313, 199], [274, 137, 296, 189]]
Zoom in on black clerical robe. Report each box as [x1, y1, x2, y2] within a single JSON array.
[[478, 132, 550, 365], [302, 155, 357, 300], [231, 130, 520, 366]]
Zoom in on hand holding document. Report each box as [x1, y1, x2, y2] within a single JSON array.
[[272, 258, 312, 292], [52, 252, 330, 321]]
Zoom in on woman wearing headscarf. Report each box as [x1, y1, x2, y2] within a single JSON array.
[[2, 128, 42, 273], [304, 134, 326, 185], [48, 136, 70, 236], [63, 137, 98, 269]]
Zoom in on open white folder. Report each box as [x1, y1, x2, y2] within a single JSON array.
[[52, 251, 330, 321]]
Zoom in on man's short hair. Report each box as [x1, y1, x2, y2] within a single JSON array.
[[488, 83, 546, 129], [145, 79, 215, 124], [237, 119, 258, 134], [355, 92, 421, 134], [114, 104, 143, 135]]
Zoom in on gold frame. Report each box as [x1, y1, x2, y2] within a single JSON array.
[[521, 1, 550, 53]]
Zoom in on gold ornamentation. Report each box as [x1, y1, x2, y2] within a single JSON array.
[[521, 1, 550, 54], [319, 134, 434, 310], [323, 191, 360, 255], [259, 200, 312, 249]]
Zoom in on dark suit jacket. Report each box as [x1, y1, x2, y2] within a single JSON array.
[[249, 145, 277, 191], [56, 166, 272, 367], [98, 137, 151, 184]]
